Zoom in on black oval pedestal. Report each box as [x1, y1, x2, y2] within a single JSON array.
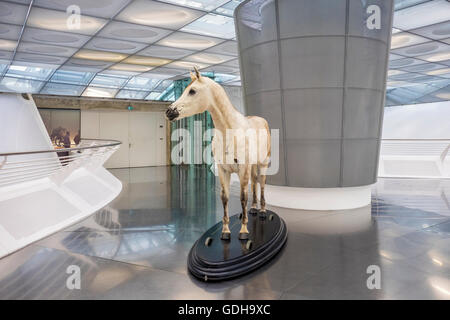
[[188, 210, 287, 281]]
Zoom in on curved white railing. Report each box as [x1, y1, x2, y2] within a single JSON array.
[[0, 139, 121, 188], [0, 139, 122, 258], [379, 139, 450, 178]]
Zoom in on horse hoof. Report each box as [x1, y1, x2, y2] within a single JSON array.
[[249, 208, 258, 215], [221, 232, 231, 240], [259, 211, 267, 220], [245, 240, 253, 250], [204, 237, 213, 246], [239, 232, 249, 240]]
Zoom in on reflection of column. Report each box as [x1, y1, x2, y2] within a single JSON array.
[[235, 0, 394, 209]]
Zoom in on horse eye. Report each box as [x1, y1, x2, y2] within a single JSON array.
[[189, 89, 196, 95]]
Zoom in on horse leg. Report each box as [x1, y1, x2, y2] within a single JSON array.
[[249, 164, 258, 215], [239, 166, 250, 240], [259, 164, 268, 219], [218, 166, 231, 240]]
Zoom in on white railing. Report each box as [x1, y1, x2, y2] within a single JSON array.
[[0, 139, 121, 188], [379, 139, 450, 178]]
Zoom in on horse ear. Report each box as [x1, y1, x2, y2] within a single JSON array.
[[194, 66, 201, 79], [190, 71, 197, 81]]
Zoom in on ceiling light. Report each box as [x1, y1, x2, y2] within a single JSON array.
[[435, 92, 450, 100], [390, 33, 428, 49], [419, 51, 450, 62], [427, 68, 450, 76], [116, 0, 204, 30], [74, 49, 128, 62], [27, 7, 107, 35], [123, 56, 171, 66], [185, 52, 234, 64], [109, 64, 153, 72], [157, 32, 223, 50], [164, 60, 209, 70], [388, 70, 405, 76], [0, 39, 17, 51]]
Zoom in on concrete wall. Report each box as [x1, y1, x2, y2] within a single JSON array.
[[32, 94, 170, 111]]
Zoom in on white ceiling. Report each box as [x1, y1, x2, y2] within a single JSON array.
[[0, 0, 448, 105]]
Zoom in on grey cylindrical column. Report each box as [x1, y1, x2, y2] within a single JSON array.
[[235, 0, 394, 189]]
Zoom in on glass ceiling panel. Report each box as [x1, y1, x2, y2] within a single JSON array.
[[40, 82, 85, 96], [50, 69, 95, 85], [116, 89, 149, 99], [159, 0, 230, 11], [82, 86, 118, 98], [394, 0, 431, 11], [214, 73, 237, 83], [124, 77, 160, 90], [146, 91, 162, 100], [214, 0, 244, 16], [90, 74, 129, 88], [386, 78, 450, 105], [393, 0, 450, 31], [153, 80, 173, 92], [181, 13, 236, 39], [0, 77, 44, 93], [5, 65, 54, 81], [0, 0, 447, 107], [0, 63, 7, 74]]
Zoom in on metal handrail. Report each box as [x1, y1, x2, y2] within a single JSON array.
[[0, 139, 122, 188], [0, 138, 122, 157]]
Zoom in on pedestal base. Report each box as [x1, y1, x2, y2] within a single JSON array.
[[265, 184, 373, 210], [188, 210, 287, 281]]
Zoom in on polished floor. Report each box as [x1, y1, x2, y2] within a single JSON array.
[[0, 166, 449, 300]]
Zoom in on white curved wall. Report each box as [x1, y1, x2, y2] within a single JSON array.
[[382, 101, 450, 139]]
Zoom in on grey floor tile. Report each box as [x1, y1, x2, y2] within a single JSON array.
[[1, 168, 449, 300]]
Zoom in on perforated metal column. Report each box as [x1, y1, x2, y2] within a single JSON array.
[[235, 0, 394, 188]]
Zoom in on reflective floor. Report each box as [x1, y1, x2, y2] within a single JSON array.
[[0, 166, 449, 299]]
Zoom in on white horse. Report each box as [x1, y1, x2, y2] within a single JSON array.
[[166, 68, 271, 240]]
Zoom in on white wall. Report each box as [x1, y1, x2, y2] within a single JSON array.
[[81, 110, 167, 168], [379, 101, 450, 178], [0, 93, 53, 153], [382, 101, 450, 139]]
